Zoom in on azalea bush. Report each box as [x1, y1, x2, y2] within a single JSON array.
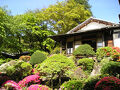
[[73, 44, 95, 57], [27, 84, 50, 90], [2, 80, 22, 90], [96, 47, 113, 60], [111, 47, 120, 61], [18, 75, 41, 87], [95, 77, 120, 90], [96, 47, 120, 61]]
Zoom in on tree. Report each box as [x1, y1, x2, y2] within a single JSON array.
[[35, 54, 76, 88], [41, 0, 92, 34], [14, 11, 55, 52], [0, 7, 22, 53]]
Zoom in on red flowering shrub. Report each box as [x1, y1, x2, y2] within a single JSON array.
[[95, 77, 120, 90], [111, 47, 120, 61], [18, 75, 41, 87], [96, 47, 113, 60], [27, 84, 50, 90], [96, 47, 120, 61]]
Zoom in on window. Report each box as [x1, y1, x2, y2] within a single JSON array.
[[67, 42, 73, 54]]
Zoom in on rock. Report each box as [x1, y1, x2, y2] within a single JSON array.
[[0, 60, 17, 74]]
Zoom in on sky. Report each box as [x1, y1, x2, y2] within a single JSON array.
[[0, 0, 120, 23]]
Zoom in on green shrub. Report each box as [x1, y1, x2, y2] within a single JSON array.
[[0, 59, 5, 65], [83, 75, 101, 90], [73, 44, 95, 57], [101, 61, 120, 77], [96, 47, 113, 60], [6, 61, 33, 81], [100, 58, 110, 66], [51, 47, 60, 54], [21, 62, 32, 76], [60, 80, 83, 90], [0, 58, 13, 66], [6, 66, 16, 76], [30, 50, 47, 65], [77, 58, 94, 73], [35, 54, 76, 88], [66, 67, 88, 80]]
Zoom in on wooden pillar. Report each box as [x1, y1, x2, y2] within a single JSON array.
[[60, 41, 62, 54], [73, 36, 75, 52], [102, 32, 105, 47], [66, 41, 67, 55]]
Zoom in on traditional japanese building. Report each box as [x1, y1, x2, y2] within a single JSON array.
[[50, 17, 120, 55]]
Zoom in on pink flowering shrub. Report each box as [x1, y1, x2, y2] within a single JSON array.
[[2, 80, 22, 90], [95, 77, 120, 90], [18, 75, 41, 87], [27, 84, 50, 90]]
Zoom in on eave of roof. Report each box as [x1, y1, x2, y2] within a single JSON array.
[[49, 25, 120, 41], [67, 17, 118, 34]]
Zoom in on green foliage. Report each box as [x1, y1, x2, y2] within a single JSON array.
[[73, 44, 95, 57], [42, 0, 92, 34], [21, 62, 33, 76], [83, 75, 101, 90], [77, 58, 94, 73], [37, 54, 75, 77], [101, 61, 120, 77], [0, 58, 5, 65], [6, 66, 16, 76], [60, 80, 83, 90], [15, 11, 55, 52], [66, 66, 88, 80], [100, 58, 110, 66], [35, 54, 76, 88], [96, 47, 113, 60], [50, 47, 60, 54], [30, 50, 47, 65], [0, 7, 22, 53], [6, 61, 32, 81]]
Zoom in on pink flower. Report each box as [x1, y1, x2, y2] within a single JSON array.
[[27, 84, 49, 90], [2, 80, 22, 90], [18, 75, 41, 87]]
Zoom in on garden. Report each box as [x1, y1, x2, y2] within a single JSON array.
[[1, 44, 120, 90]]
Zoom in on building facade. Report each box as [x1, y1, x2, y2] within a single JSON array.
[[50, 17, 120, 55]]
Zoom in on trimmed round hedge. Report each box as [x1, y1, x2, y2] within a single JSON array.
[[30, 50, 47, 65], [101, 61, 120, 76], [60, 80, 83, 90], [73, 44, 95, 57], [77, 58, 94, 73]]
